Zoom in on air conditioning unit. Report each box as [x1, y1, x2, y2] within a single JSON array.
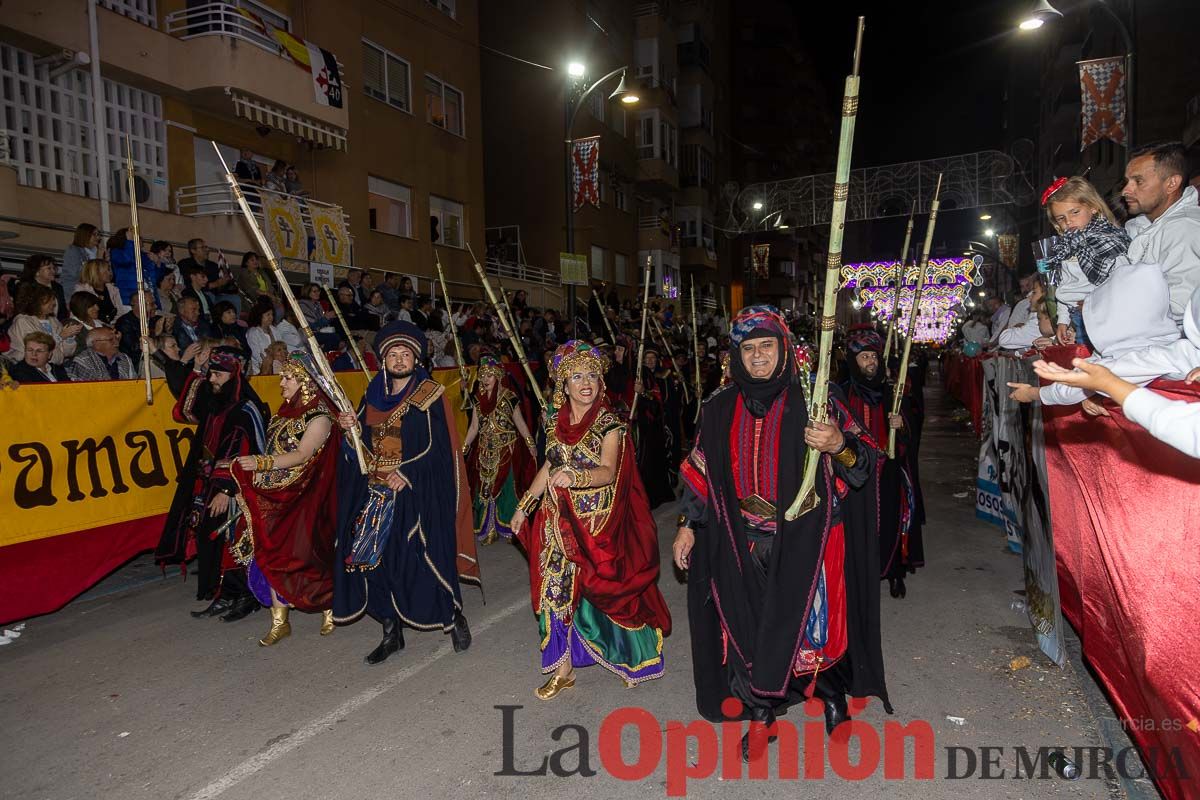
[[111, 169, 169, 212]]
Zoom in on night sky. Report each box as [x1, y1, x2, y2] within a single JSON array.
[[791, 1, 1030, 262]]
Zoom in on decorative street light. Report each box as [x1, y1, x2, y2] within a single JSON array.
[[1017, 0, 1135, 144], [564, 64, 638, 324]]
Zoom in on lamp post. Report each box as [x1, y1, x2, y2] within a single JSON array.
[[1018, 0, 1135, 146], [564, 64, 638, 328]]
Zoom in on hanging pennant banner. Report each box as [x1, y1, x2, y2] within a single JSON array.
[[309, 204, 352, 266], [751, 243, 770, 279], [261, 190, 308, 260], [997, 233, 1019, 269], [571, 136, 601, 211], [1078, 56, 1127, 150]]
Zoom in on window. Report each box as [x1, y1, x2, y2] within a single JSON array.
[[635, 38, 658, 86], [362, 40, 411, 112], [660, 120, 677, 167], [430, 195, 464, 248], [590, 245, 606, 281], [681, 144, 714, 188], [609, 106, 626, 137], [613, 182, 630, 213], [615, 252, 629, 286], [426, 0, 455, 18], [368, 176, 412, 238], [425, 74, 464, 136], [598, 169, 609, 205], [587, 91, 606, 123], [637, 114, 656, 159]]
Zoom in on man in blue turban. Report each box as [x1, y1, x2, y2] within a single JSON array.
[[333, 321, 480, 664]]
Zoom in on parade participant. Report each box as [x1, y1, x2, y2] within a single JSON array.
[[462, 354, 536, 544], [602, 334, 635, 416], [840, 326, 921, 598], [672, 306, 889, 761], [229, 353, 340, 646], [511, 341, 671, 698], [632, 345, 676, 508], [155, 346, 268, 622], [333, 321, 478, 665]]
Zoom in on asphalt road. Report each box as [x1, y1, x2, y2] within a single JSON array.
[[1, 375, 1122, 800]]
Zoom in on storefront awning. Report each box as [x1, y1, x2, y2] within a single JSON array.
[[228, 90, 347, 151]]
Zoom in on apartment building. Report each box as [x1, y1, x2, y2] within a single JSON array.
[[479, 0, 733, 311], [1, 0, 487, 295]]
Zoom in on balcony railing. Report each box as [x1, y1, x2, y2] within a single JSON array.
[[164, 2, 345, 82], [100, 0, 157, 28], [0, 128, 11, 166], [484, 257, 559, 288], [175, 183, 351, 231]]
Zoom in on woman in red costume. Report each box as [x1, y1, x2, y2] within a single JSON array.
[[230, 352, 340, 646], [462, 354, 537, 544], [511, 341, 671, 700]]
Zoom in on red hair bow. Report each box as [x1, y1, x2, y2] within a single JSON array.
[[1041, 176, 1068, 207]]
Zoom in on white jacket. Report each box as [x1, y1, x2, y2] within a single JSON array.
[[1126, 185, 1200, 328], [1123, 388, 1200, 459]]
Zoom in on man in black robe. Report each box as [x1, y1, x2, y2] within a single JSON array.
[[156, 346, 267, 621], [632, 346, 676, 508], [673, 306, 890, 762]]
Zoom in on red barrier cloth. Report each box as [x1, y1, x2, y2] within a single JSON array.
[[1041, 358, 1200, 799], [944, 353, 985, 438], [0, 514, 165, 624]]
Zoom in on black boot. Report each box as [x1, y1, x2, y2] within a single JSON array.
[[821, 691, 850, 735], [450, 612, 472, 653], [365, 618, 404, 665], [219, 595, 260, 623], [740, 705, 778, 763], [894, 576, 906, 599], [191, 596, 233, 619]]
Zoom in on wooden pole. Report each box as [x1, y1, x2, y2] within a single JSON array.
[[466, 242, 546, 412], [124, 137, 153, 405], [882, 202, 916, 363], [785, 17, 865, 522], [211, 143, 368, 473], [629, 255, 653, 422], [649, 314, 690, 403], [434, 251, 473, 411], [592, 286, 618, 344], [888, 173, 943, 459], [322, 284, 372, 384], [690, 281, 702, 420]]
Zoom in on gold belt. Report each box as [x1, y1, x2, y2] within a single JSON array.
[[738, 493, 777, 519]]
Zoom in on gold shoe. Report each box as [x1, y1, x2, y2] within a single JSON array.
[[535, 672, 576, 700], [258, 606, 291, 647], [320, 609, 335, 636]]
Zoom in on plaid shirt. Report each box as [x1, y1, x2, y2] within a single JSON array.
[[1049, 217, 1130, 287]]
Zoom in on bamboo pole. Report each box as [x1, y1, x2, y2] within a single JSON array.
[[888, 173, 943, 459], [434, 251, 474, 411], [124, 137, 153, 405], [882, 202, 916, 363], [690, 281, 702, 421], [629, 255, 653, 423], [466, 242, 546, 412], [592, 286, 618, 344], [322, 284, 372, 384], [211, 143, 368, 473], [785, 18, 865, 522], [649, 314, 691, 403]]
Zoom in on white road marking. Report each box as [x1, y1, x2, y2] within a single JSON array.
[[185, 596, 529, 800]]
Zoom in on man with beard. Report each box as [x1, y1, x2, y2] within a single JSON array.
[[632, 346, 676, 508], [333, 321, 479, 664], [673, 306, 890, 763], [841, 326, 922, 599], [156, 345, 268, 621]]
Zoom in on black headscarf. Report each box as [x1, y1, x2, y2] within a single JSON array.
[[843, 327, 885, 406]]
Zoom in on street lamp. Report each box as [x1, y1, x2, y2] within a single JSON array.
[[979, 212, 992, 221], [985, 228, 995, 237], [564, 64, 638, 325], [1017, 0, 1135, 144]]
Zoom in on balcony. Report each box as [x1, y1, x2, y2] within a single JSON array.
[[175, 183, 351, 233], [484, 257, 560, 288], [677, 40, 711, 72], [636, 157, 679, 193], [679, 245, 717, 270], [638, 214, 673, 252]]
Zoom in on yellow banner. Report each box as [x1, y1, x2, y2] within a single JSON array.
[[0, 369, 469, 549], [262, 189, 308, 261], [309, 204, 351, 266]]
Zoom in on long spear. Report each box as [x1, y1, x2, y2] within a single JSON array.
[[649, 314, 690, 403], [434, 251, 473, 411], [592, 286, 618, 344], [882, 202, 916, 363], [466, 242, 546, 412], [322, 284, 372, 384], [785, 17, 865, 522], [888, 173, 943, 459], [211, 143, 368, 473], [629, 255, 653, 422], [124, 137, 153, 405], [690, 281, 702, 420]]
